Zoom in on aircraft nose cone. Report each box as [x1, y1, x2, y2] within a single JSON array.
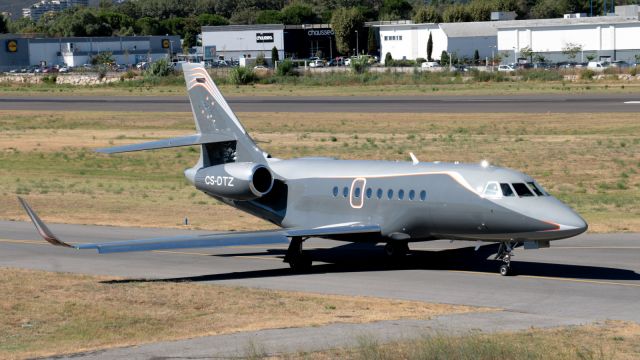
[[557, 208, 588, 236]]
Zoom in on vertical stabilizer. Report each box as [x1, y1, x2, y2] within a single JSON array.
[[182, 63, 266, 165]]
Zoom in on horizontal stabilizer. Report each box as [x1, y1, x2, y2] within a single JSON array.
[[96, 133, 235, 154], [18, 197, 381, 254]]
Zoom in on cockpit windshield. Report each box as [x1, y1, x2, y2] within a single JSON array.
[[527, 182, 545, 196], [500, 183, 515, 197], [512, 183, 534, 197]]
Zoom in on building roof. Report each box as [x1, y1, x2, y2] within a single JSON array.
[[202, 24, 285, 32], [374, 15, 640, 35]]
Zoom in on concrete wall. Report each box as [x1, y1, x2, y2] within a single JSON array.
[[379, 25, 448, 63]]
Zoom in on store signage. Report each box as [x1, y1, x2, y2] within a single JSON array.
[[307, 29, 334, 36], [256, 33, 274, 43]]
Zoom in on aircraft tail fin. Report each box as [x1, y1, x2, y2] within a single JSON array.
[[182, 63, 267, 165]]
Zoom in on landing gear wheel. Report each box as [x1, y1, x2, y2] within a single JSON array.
[[288, 253, 312, 272], [284, 236, 312, 272], [495, 241, 518, 276], [499, 264, 511, 276], [384, 242, 409, 258]]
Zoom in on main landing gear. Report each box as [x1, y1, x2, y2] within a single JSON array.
[[384, 241, 409, 258], [284, 236, 312, 272], [495, 241, 517, 276]]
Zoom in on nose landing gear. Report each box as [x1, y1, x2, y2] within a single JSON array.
[[495, 241, 517, 276]]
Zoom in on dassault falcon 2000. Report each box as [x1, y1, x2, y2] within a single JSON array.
[[20, 63, 587, 276]]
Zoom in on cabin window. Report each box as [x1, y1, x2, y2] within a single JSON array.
[[343, 186, 349, 198], [366, 187, 373, 199], [500, 183, 515, 197], [483, 182, 500, 197], [527, 182, 545, 196], [354, 187, 361, 198], [332, 186, 339, 197], [387, 189, 394, 199], [420, 190, 427, 201], [377, 188, 383, 199], [512, 183, 534, 197], [409, 190, 415, 200], [398, 189, 405, 200]]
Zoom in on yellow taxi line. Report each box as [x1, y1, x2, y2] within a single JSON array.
[[448, 270, 640, 288]]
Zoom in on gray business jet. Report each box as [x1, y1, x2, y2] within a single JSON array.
[[20, 63, 587, 276]]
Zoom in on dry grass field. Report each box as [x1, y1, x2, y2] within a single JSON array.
[[1, 110, 638, 232], [0, 267, 484, 359], [295, 321, 640, 360]]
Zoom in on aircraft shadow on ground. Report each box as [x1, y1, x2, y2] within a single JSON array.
[[103, 242, 640, 284]]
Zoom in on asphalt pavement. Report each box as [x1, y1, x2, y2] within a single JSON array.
[[1, 220, 638, 358], [1, 94, 640, 113]]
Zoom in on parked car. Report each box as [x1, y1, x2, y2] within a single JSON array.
[[421, 61, 441, 69], [309, 59, 324, 68], [497, 64, 515, 72], [587, 61, 609, 71], [610, 61, 630, 69], [59, 66, 70, 73]]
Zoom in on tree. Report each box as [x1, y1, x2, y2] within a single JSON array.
[[473, 49, 480, 65], [412, 6, 441, 23], [562, 42, 582, 61], [91, 51, 115, 65], [427, 32, 433, 61], [442, 4, 470, 23], [531, 0, 570, 19], [520, 46, 534, 62], [331, 7, 365, 54], [367, 27, 377, 55], [0, 14, 7, 34], [467, 1, 493, 21], [440, 50, 450, 66], [198, 14, 230, 26], [384, 52, 393, 65], [379, 0, 412, 21], [256, 52, 266, 66], [281, 4, 317, 25], [271, 46, 279, 65], [230, 8, 259, 24], [256, 10, 282, 24]]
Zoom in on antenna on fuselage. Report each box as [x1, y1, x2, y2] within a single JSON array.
[[409, 152, 419, 165]]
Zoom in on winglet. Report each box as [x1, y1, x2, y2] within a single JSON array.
[[409, 152, 419, 165], [17, 197, 74, 248]]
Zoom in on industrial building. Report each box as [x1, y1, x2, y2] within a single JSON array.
[[0, 35, 180, 71], [376, 21, 497, 64], [496, 14, 640, 64], [377, 5, 640, 65], [201, 24, 337, 63]]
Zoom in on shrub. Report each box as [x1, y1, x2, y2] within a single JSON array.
[[145, 59, 173, 77], [580, 69, 595, 80], [630, 66, 637, 76], [276, 59, 297, 76], [228, 67, 257, 85], [384, 52, 393, 66], [350, 56, 370, 74], [471, 69, 507, 82], [519, 70, 563, 81], [415, 57, 426, 64], [42, 75, 57, 85]]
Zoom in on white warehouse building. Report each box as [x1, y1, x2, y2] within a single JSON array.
[[201, 24, 285, 63], [496, 16, 640, 64], [376, 22, 498, 64]]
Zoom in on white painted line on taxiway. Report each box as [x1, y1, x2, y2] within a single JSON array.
[[623, 101, 640, 104]]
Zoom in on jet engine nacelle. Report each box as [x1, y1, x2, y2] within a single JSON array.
[[194, 162, 274, 201]]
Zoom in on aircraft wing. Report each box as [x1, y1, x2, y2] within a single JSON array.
[[18, 197, 380, 254]]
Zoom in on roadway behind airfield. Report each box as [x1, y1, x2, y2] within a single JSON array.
[[2, 94, 640, 112]]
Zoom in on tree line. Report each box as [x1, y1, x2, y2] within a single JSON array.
[[1, 0, 639, 53]]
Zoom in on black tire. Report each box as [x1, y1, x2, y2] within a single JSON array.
[[499, 264, 511, 276], [289, 253, 312, 272], [384, 242, 409, 257]]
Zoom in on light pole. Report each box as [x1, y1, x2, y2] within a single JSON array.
[[513, 47, 517, 65], [328, 35, 333, 60], [355, 30, 359, 56], [489, 45, 496, 71]]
